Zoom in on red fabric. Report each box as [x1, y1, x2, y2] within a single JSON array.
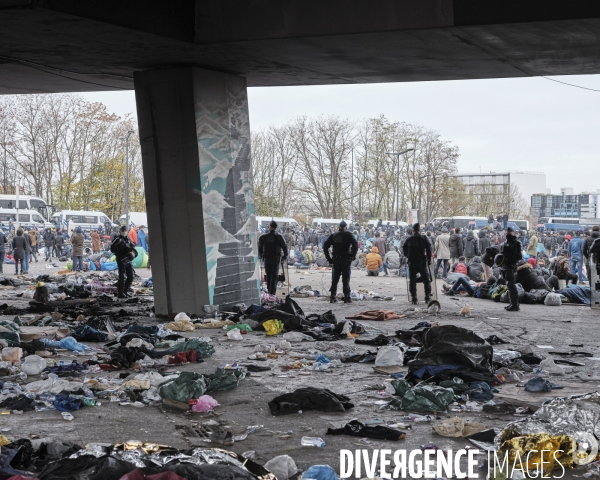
[[168, 348, 196, 364], [527, 258, 537, 267], [454, 263, 468, 275]]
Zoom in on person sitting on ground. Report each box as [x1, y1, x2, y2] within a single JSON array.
[[384, 247, 400, 275], [451, 256, 469, 275], [515, 259, 551, 292], [467, 256, 484, 282], [442, 275, 497, 297], [302, 245, 315, 264]]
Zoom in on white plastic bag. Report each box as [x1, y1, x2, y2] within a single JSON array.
[[264, 455, 298, 480], [282, 332, 315, 342], [227, 329, 243, 341], [544, 292, 562, 306], [174, 312, 191, 321], [374, 346, 404, 367], [540, 357, 567, 375], [21, 355, 47, 375]]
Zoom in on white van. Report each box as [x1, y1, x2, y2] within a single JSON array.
[[0, 209, 53, 230], [119, 212, 148, 228], [52, 210, 115, 233], [256, 216, 298, 231]]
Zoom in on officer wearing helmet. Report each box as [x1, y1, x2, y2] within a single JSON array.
[[258, 221, 288, 295], [499, 226, 523, 311], [323, 220, 358, 303], [402, 222, 432, 305], [110, 225, 138, 298]]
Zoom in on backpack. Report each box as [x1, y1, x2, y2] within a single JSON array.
[[491, 285, 508, 302], [454, 262, 468, 275]]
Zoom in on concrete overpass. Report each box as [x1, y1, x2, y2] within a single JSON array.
[[2, 0, 600, 315]]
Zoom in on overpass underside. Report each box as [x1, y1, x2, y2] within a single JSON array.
[[1, 0, 599, 314]]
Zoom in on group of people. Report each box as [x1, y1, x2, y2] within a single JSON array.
[[258, 216, 599, 312]]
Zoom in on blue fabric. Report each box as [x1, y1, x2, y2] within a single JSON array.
[[557, 285, 591, 305], [53, 394, 83, 412], [137, 229, 148, 252], [411, 364, 465, 379], [101, 261, 118, 271], [466, 381, 498, 401], [568, 237, 584, 256], [41, 336, 91, 352]]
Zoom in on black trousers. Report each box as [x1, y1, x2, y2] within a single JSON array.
[[504, 266, 519, 306], [408, 261, 431, 298], [117, 259, 135, 294], [331, 258, 351, 297], [0, 251, 4, 273], [264, 257, 280, 295]]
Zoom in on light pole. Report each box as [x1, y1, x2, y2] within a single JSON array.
[[120, 130, 134, 231], [271, 147, 275, 219], [386, 148, 414, 227], [350, 148, 354, 223], [419, 173, 432, 224]]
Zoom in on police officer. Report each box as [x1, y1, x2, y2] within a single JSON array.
[[258, 221, 288, 295], [110, 225, 138, 298], [500, 226, 523, 311], [402, 222, 432, 305], [323, 220, 358, 303]]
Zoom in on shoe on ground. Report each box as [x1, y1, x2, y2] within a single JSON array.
[[411, 297, 418, 305], [506, 304, 520, 312], [344, 297, 352, 303], [425, 295, 431, 303], [330, 297, 338, 303], [117, 294, 127, 299]]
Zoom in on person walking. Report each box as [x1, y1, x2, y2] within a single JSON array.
[[90, 229, 102, 254], [70, 227, 85, 272], [258, 221, 288, 295], [433, 227, 451, 278], [568, 230, 587, 284], [28, 228, 38, 263], [110, 225, 138, 298], [54, 229, 65, 258], [500, 227, 523, 312], [11, 229, 27, 275], [403, 222, 432, 305], [323, 220, 358, 304]]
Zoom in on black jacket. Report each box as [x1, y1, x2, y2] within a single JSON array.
[[402, 233, 432, 264], [584, 231, 600, 259], [323, 230, 358, 262], [502, 236, 523, 268], [468, 257, 484, 282], [258, 231, 288, 259], [43, 231, 55, 247], [516, 262, 550, 292], [449, 233, 464, 258], [0, 232, 6, 253], [479, 233, 491, 253]]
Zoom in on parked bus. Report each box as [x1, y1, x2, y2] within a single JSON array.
[[0, 194, 55, 222], [538, 217, 580, 225]]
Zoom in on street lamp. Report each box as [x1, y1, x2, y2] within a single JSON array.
[[419, 173, 432, 224], [386, 148, 414, 227], [120, 131, 134, 231]]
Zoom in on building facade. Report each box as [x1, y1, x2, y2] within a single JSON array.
[[531, 192, 599, 221]]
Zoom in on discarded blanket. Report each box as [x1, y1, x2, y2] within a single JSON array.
[[159, 368, 245, 403], [268, 387, 354, 416], [383, 379, 455, 413], [327, 420, 406, 440], [346, 310, 405, 321]]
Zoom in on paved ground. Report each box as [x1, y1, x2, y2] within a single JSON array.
[[1, 261, 599, 478]]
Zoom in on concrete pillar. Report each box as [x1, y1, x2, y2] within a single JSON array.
[[134, 67, 260, 316]]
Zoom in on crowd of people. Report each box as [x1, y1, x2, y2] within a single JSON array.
[[261, 217, 599, 311]]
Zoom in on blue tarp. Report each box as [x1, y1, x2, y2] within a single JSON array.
[[557, 285, 591, 305]]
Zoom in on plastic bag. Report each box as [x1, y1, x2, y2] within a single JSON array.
[[227, 323, 253, 332], [1, 347, 22, 363], [301, 465, 339, 480], [539, 357, 567, 375], [174, 312, 191, 321], [492, 350, 521, 365], [265, 455, 298, 480], [227, 329, 243, 341], [262, 319, 284, 336], [544, 292, 562, 306], [41, 337, 90, 353], [191, 394, 218, 412], [283, 332, 315, 342], [21, 354, 47, 375], [375, 346, 404, 367]]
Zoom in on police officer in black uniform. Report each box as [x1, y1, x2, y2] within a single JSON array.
[[323, 220, 358, 304], [258, 221, 288, 295], [402, 222, 432, 305], [500, 226, 523, 311]]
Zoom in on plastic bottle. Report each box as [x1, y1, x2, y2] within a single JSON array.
[[301, 436, 325, 447], [81, 386, 94, 398], [398, 414, 433, 422]]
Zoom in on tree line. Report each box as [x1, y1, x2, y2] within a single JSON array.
[[0, 94, 144, 221], [251, 115, 529, 223]]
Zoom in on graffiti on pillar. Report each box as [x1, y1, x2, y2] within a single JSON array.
[[194, 72, 260, 308]]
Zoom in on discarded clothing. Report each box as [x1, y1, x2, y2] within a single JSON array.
[[354, 334, 390, 346], [41, 336, 90, 353], [159, 368, 245, 403], [524, 377, 564, 392], [71, 325, 107, 342], [327, 420, 406, 441], [408, 325, 493, 375], [485, 335, 508, 345], [268, 387, 354, 416], [53, 394, 84, 412], [0, 394, 36, 412], [148, 339, 215, 360], [346, 310, 404, 321], [411, 364, 465, 379], [465, 381, 498, 401], [43, 361, 87, 373], [385, 379, 454, 412], [168, 349, 197, 364], [433, 417, 487, 438]]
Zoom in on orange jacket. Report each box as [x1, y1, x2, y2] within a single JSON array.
[[366, 247, 383, 271]]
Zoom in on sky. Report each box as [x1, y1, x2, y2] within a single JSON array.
[[81, 74, 600, 194]]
